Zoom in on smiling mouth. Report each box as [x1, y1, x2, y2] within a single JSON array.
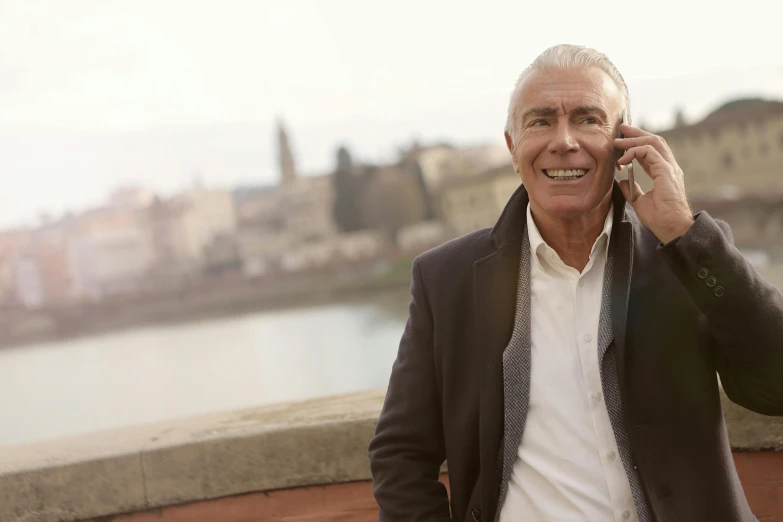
[[543, 169, 588, 180]]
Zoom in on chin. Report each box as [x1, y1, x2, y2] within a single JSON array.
[[539, 194, 595, 220]]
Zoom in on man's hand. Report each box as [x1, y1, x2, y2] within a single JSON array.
[[615, 123, 694, 244]]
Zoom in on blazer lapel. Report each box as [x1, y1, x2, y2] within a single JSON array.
[[599, 191, 634, 364], [494, 227, 532, 519], [474, 241, 519, 521], [474, 185, 528, 522], [598, 248, 615, 362], [609, 195, 635, 400]]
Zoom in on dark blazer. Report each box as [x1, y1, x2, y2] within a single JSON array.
[[369, 183, 783, 522]]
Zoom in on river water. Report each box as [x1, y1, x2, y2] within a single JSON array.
[[3, 263, 780, 448], [0, 291, 410, 447]]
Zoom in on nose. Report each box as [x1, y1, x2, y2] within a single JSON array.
[[548, 121, 579, 155]]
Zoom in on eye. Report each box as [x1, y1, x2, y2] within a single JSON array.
[[582, 117, 599, 125], [530, 119, 549, 127]]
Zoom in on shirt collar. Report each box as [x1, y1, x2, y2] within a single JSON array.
[[526, 202, 614, 263]]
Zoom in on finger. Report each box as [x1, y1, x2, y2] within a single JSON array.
[[614, 135, 675, 162], [617, 145, 668, 178], [618, 122, 654, 137]]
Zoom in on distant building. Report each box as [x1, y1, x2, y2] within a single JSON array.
[[234, 121, 339, 273], [0, 254, 15, 305], [68, 207, 156, 300], [279, 175, 337, 241], [33, 228, 76, 305], [277, 120, 298, 187], [0, 230, 30, 306], [278, 230, 386, 273], [280, 241, 334, 272], [151, 188, 237, 280], [70, 229, 155, 299], [14, 255, 44, 309], [687, 194, 783, 260], [239, 120, 337, 241], [202, 233, 241, 276], [658, 98, 783, 199], [237, 176, 336, 237], [234, 228, 296, 277], [110, 187, 156, 210], [235, 186, 281, 229], [439, 164, 520, 237], [6, 225, 76, 308], [334, 231, 386, 262], [646, 98, 783, 263], [0, 204, 160, 306], [414, 143, 510, 197]]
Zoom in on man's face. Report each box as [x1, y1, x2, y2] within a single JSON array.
[[505, 66, 622, 220]]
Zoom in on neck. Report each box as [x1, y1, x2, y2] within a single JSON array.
[[530, 195, 612, 272]]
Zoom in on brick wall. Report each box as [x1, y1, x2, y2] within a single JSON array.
[[85, 452, 782, 522], [734, 452, 783, 521]]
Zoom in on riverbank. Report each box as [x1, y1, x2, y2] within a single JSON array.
[[3, 257, 781, 351], [0, 257, 415, 349]]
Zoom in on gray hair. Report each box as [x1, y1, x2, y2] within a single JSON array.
[[505, 44, 630, 138]]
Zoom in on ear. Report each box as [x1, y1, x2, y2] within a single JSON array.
[[504, 131, 519, 173]]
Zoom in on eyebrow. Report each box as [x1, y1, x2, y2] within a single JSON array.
[[520, 106, 558, 123], [520, 105, 609, 124], [572, 105, 608, 120]]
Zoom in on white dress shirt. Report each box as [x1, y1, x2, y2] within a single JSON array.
[[499, 203, 639, 522]]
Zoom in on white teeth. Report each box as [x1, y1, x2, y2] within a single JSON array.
[[545, 169, 587, 178]]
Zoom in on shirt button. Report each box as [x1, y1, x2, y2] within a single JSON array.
[[622, 511, 631, 519], [578, 280, 585, 287], [697, 267, 709, 279], [705, 276, 717, 287], [714, 286, 725, 297], [583, 334, 592, 343], [607, 451, 617, 461], [593, 392, 603, 402]]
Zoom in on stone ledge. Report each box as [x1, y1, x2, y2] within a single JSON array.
[[0, 388, 386, 522], [721, 392, 783, 451], [0, 387, 781, 522]]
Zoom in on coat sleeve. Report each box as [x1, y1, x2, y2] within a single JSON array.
[[659, 211, 783, 416], [368, 256, 452, 521]]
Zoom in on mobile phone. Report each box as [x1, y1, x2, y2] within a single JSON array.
[[620, 111, 636, 201]]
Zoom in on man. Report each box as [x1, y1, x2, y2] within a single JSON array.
[[368, 44, 783, 522]]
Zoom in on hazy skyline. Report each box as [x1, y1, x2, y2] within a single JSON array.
[[1, 0, 782, 228]]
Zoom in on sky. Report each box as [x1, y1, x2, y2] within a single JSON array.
[[1, 0, 782, 228]]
